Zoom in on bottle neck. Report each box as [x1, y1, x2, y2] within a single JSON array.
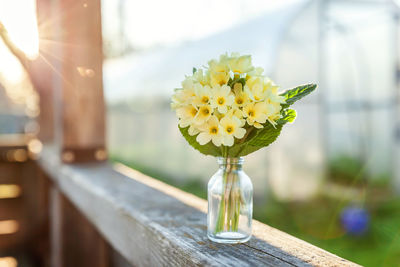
[[217, 157, 244, 171]]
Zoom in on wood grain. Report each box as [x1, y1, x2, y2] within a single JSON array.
[[51, 0, 106, 156], [38, 145, 360, 267]]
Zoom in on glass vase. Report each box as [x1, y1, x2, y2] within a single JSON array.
[[207, 157, 253, 243]]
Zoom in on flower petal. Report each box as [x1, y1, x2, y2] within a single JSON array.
[[234, 127, 246, 139], [212, 136, 222, 147], [196, 132, 211, 145], [188, 125, 200, 136], [223, 135, 234, 147], [254, 122, 263, 129], [218, 105, 227, 114]]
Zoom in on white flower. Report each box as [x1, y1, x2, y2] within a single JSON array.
[[193, 69, 209, 86], [266, 102, 283, 126], [208, 56, 230, 87], [196, 116, 224, 146], [245, 78, 266, 102], [242, 102, 269, 128], [232, 83, 250, 108], [228, 54, 254, 74], [265, 88, 286, 105], [193, 105, 213, 125], [176, 105, 198, 128], [246, 67, 264, 79], [220, 115, 246, 146], [171, 87, 195, 109], [210, 84, 234, 114], [193, 84, 212, 106]]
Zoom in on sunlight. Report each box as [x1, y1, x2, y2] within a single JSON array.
[[0, 220, 19, 235], [0, 185, 21, 199], [0, 0, 39, 59], [0, 0, 40, 117], [0, 257, 17, 267]]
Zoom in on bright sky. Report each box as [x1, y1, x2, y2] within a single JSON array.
[[0, 0, 39, 116], [0, 0, 39, 59], [102, 0, 301, 49]]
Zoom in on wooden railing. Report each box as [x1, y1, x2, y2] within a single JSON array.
[[0, 0, 361, 265], [33, 145, 359, 267]]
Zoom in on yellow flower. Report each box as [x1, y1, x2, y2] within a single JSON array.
[[263, 80, 286, 105], [245, 77, 266, 102], [171, 88, 195, 109], [243, 102, 269, 128], [209, 71, 230, 87], [193, 84, 212, 106], [193, 105, 213, 125], [265, 89, 286, 105], [208, 57, 230, 87], [246, 67, 264, 80], [232, 83, 250, 108], [210, 84, 234, 114], [193, 69, 209, 86], [220, 115, 246, 146], [208, 58, 229, 73], [176, 105, 198, 128], [228, 54, 254, 74], [266, 102, 283, 126], [196, 116, 224, 146], [171, 77, 197, 109]]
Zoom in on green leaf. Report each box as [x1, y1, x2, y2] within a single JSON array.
[[179, 126, 221, 157], [228, 76, 246, 88], [229, 109, 297, 157], [192, 67, 197, 74], [280, 84, 317, 109], [234, 124, 282, 157], [277, 109, 297, 124]]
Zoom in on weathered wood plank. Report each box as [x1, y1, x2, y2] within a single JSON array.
[[0, 199, 23, 220], [38, 146, 359, 267], [56, 188, 109, 267], [0, 163, 21, 185]]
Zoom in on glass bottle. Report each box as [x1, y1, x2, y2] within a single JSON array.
[[207, 157, 253, 243]]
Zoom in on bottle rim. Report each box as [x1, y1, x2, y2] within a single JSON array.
[[217, 157, 244, 165]]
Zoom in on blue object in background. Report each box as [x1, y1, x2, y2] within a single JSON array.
[[340, 206, 370, 235]]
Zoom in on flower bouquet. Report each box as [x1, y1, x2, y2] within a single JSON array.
[[171, 53, 316, 243]]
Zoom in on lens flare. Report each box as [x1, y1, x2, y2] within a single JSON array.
[[0, 0, 39, 59]]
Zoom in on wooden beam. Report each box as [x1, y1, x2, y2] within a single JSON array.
[[39, 145, 360, 267], [51, 0, 106, 163], [49, 186, 109, 267]]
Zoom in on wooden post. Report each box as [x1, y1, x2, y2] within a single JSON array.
[[49, 187, 109, 267], [52, 0, 107, 163]]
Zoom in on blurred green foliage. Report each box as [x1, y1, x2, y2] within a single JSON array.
[[328, 155, 367, 185], [111, 154, 399, 266]]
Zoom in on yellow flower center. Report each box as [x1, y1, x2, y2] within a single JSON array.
[[210, 127, 218, 134], [202, 96, 209, 104], [218, 98, 225, 105], [226, 126, 233, 133], [236, 98, 243, 105], [191, 108, 197, 117], [248, 110, 255, 117], [202, 108, 210, 115]]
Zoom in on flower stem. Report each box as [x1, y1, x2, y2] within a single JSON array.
[[214, 159, 241, 234]]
